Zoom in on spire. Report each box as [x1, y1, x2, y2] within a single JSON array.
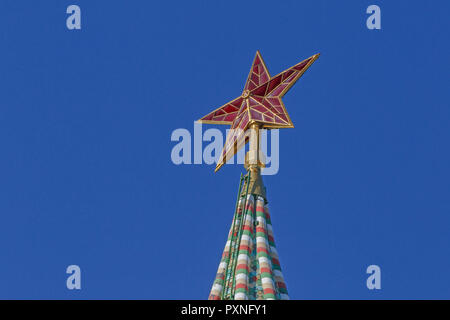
[[201, 51, 319, 300], [209, 123, 289, 300], [208, 170, 289, 300]]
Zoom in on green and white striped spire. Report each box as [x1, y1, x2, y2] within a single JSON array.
[[208, 171, 289, 300]]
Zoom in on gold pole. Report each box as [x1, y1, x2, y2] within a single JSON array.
[[243, 122, 266, 199], [248, 122, 260, 168]]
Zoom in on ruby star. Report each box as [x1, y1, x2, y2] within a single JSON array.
[[198, 51, 319, 172]]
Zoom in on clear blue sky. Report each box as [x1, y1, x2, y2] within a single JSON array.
[[0, 0, 449, 299]]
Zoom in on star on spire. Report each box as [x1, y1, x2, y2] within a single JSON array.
[[198, 51, 319, 172]]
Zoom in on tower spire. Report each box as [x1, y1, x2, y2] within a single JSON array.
[[208, 170, 289, 300], [200, 51, 319, 299], [208, 126, 289, 300]]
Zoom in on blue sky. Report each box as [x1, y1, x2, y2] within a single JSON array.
[[0, 0, 449, 299]]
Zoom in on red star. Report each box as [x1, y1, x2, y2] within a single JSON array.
[[198, 51, 319, 172]]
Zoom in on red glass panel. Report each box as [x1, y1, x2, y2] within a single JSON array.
[[252, 104, 268, 113], [272, 115, 287, 124], [266, 97, 280, 107], [293, 59, 309, 71], [274, 107, 283, 114], [239, 113, 249, 129], [224, 113, 237, 122], [262, 100, 278, 114], [251, 95, 264, 104], [277, 113, 289, 122], [281, 70, 294, 81], [231, 100, 242, 107], [270, 83, 287, 96], [248, 81, 257, 90], [266, 75, 282, 94], [232, 113, 244, 127], [251, 82, 268, 96], [285, 71, 297, 82], [260, 72, 269, 83], [214, 115, 226, 121], [250, 109, 263, 121], [247, 98, 258, 107], [223, 105, 238, 113], [263, 115, 274, 122], [244, 52, 271, 93], [237, 99, 248, 114]]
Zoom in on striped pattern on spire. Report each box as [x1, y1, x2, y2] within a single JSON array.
[[209, 194, 288, 300]]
